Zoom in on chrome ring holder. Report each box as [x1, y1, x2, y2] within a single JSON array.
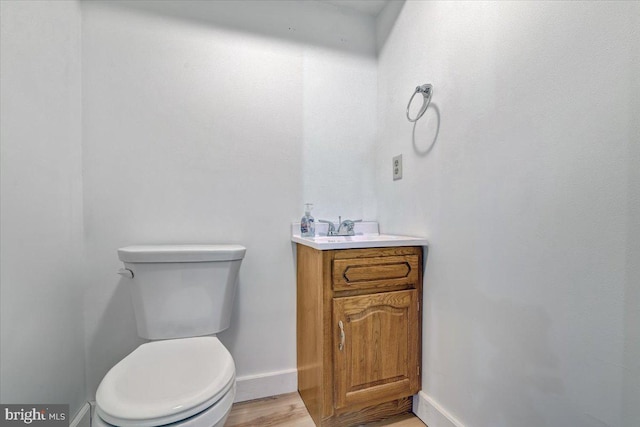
[[406, 84, 433, 122]]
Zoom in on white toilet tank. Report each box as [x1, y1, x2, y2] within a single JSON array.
[[118, 244, 246, 340]]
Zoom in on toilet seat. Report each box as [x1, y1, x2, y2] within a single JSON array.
[[96, 337, 235, 427], [93, 383, 235, 427]]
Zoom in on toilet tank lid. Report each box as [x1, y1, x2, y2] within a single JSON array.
[[118, 245, 246, 263]]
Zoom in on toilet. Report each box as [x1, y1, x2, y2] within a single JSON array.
[[94, 244, 246, 427]]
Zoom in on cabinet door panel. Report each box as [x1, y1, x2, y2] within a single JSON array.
[[333, 290, 419, 410]]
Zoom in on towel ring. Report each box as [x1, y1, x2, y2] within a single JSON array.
[[406, 84, 433, 122]]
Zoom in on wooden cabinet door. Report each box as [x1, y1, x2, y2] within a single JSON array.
[[332, 290, 420, 410]]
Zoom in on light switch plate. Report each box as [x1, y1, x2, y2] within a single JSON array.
[[393, 154, 403, 180]]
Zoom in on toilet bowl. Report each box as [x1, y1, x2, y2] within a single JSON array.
[[95, 245, 246, 427], [95, 337, 235, 427]]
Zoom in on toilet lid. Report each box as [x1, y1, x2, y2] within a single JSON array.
[[96, 337, 235, 427]]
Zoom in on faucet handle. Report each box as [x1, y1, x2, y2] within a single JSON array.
[[336, 218, 362, 236], [318, 219, 336, 235], [340, 219, 362, 225]]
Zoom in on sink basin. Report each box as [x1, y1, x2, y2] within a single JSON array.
[[291, 222, 428, 250]]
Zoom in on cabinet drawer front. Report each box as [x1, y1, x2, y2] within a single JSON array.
[[333, 290, 420, 410], [333, 255, 419, 291]]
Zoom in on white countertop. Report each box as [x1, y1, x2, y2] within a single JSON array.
[[291, 222, 428, 250]]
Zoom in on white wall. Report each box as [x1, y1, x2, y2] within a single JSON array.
[[80, 0, 377, 398], [623, 4, 640, 423], [376, 1, 639, 426], [0, 0, 86, 416], [303, 46, 377, 221], [5, 2, 635, 423]]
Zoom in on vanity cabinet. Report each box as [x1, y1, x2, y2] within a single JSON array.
[[296, 245, 422, 427]]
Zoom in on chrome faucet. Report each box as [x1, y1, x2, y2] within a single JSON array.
[[318, 216, 362, 236]]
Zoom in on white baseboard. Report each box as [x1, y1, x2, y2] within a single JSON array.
[[234, 368, 298, 403], [70, 402, 91, 427], [413, 391, 465, 427]]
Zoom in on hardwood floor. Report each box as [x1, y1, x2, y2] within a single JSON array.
[[226, 393, 426, 427]]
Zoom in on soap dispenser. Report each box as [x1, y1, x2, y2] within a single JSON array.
[[300, 203, 315, 237]]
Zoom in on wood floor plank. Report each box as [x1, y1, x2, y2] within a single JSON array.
[[226, 393, 425, 427], [226, 393, 315, 427], [367, 413, 426, 426]]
